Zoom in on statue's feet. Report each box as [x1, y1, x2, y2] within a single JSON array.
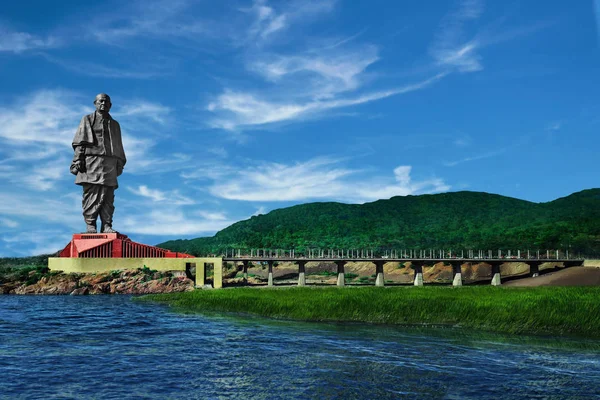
[[102, 225, 117, 233], [86, 225, 97, 233]]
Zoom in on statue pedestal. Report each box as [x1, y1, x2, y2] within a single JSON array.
[[58, 233, 187, 259], [49, 233, 224, 288]]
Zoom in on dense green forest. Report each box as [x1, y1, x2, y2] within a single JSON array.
[[159, 189, 600, 257]]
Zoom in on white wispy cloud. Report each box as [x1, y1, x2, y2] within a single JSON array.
[[0, 192, 81, 227], [247, 0, 288, 39], [207, 73, 446, 130], [116, 101, 171, 124], [245, 0, 336, 42], [454, 135, 472, 147], [1, 230, 73, 256], [0, 90, 88, 147], [119, 209, 234, 236], [0, 218, 19, 228], [0, 90, 190, 192], [195, 211, 229, 221], [443, 149, 506, 167], [19, 158, 69, 192], [41, 54, 168, 79], [202, 0, 444, 131], [207, 157, 449, 203], [207, 147, 228, 158], [0, 26, 59, 53], [248, 44, 379, 97], [353, 166, 450, 200], [253, 206, 267, 216], [430, 0, 552, 74], [430, 0, 484, 72], [546, 121, 562, 131], [86, 0, 212, 45], [127, 185, 194, 205], [0, 91, 88, 191], [180, 163, 237, 182]]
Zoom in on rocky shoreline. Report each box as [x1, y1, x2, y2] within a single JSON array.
[[0, 268, 194, 295], [0, 261, 577, 294]]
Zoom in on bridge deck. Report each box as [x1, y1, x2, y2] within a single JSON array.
[[222, 257, 582, 263]]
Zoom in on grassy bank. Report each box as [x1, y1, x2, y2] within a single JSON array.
[[137, 286, 600, 337]]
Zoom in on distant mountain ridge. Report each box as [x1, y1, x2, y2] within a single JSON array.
[[158, 189, 600, 256]]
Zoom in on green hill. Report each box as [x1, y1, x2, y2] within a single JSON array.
[[158, 189, 600, 257]]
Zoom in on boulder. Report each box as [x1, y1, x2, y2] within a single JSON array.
[[70, 287, 90, 295]]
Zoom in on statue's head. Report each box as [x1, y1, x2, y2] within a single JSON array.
[[94, 93, 112, 114]]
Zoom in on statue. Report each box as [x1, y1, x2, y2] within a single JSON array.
[[71, 93, 126, 234]]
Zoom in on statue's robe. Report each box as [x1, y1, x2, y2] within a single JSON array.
[[71, 112, 126, 228], [71, 112, 126, 187]]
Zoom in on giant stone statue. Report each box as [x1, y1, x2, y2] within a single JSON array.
[[71, 93, 126, 233]]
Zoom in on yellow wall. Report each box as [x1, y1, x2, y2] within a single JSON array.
[[48, 257, 223, 288], [194, 258, 223, 289]]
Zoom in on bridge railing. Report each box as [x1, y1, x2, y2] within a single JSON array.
[[220, 248, 585, 260]]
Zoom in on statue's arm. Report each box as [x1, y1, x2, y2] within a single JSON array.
[[70, 145, 86, 175], [70, 116, 89, 175], [114, 121, 126, 176]]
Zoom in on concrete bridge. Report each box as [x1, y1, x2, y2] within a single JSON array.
[[50, 234, 589, 289], [218, 256, 584, 288]]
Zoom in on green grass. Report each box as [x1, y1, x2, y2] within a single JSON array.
[[0, 265, 51, 285], [136, 286, 600, 337], [344, 273, 359, 281], [311, 271, 338, 277]]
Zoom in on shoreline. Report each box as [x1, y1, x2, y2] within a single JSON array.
[[136, 286, 600, 338], [0, 266, 194, 295]]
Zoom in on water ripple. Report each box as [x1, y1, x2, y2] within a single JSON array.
[[1, 295, 600, 399]]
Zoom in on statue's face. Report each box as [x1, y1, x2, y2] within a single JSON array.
[[94, 95, 111, 113]]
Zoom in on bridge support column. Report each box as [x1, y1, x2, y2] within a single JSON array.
[[298, 261, 306, 286], [529, 261, 540, 278], [413, 262, 423, 286], [491, 263, 501, 286], [375, 261, 385, 287], [242, 260, 249, 284], [267, 260, 274, 287], [451, 262, 462, 287], [336, 261, 345, 287]]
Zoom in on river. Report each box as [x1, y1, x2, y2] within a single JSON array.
[[1, 295, 599, 399]]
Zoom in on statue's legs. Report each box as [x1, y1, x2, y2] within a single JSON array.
[[99, 187, 115, 233], [82, 184, 116, 233]]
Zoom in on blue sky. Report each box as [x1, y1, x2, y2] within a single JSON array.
[[0, 0, 599, 256]]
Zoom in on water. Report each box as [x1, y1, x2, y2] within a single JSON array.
[[1, 296, 599, 399]]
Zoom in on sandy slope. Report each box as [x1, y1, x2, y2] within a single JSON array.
[[504, 267, 600, 287]]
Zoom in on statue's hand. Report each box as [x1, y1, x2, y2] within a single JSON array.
[[117, 163, 123, 176], [70, 160, 85, 175]]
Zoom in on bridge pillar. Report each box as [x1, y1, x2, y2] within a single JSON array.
[[413, 262, 424, 286], [242, 260, 249, 284], [490, 262, 501, 286], [336, 261, 345, 287], [267, 260, 274, 287], [529, 261, 540, 278], [374, 261, 385, 287], [297, 261, 306, 286], [451, 262, 462, 287]]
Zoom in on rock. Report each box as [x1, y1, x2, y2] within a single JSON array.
[[500, 262, 529, 276], [70, 287, 89, 295], [3, 269, 194, 296]]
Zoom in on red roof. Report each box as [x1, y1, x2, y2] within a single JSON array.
[[59, 233, 194, 258]]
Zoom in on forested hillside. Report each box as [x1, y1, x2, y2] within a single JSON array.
[[159, 189, 600, 256]]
